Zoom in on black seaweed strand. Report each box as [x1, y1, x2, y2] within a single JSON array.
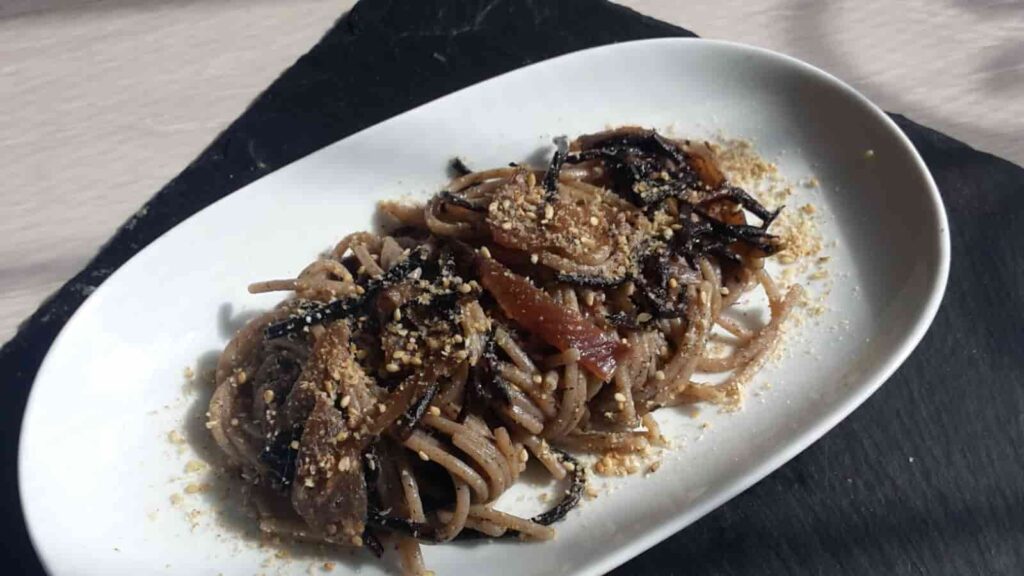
[[366, 451, 585, 542], [449, 157, 472, 177], [366, 504, 440, 541], [258, 427, 301, 491], [530, 449, 586, 526], [542, 136, 569, 202], [454, 448, 586, 539], [393, 381, 440, 440], [439, 189, 485, 212], [700, 186, 782, 227], [694, 208, 782, 255], [554, 270, 629, 288], [459, 334, 510, 421], [363, 529, 384, 558], [264, 247, 430, 339]]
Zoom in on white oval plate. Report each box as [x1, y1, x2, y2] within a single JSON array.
[[19, 39, 948, 576]]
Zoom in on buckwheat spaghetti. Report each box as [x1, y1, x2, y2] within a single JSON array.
[[209, 127, 800, 574]]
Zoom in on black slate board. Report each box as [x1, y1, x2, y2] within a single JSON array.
[[2, 1, 1022, 574]]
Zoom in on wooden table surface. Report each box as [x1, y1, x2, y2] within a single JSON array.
[[2, 0, 1022, 343]]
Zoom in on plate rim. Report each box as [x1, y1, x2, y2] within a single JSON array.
[[18, 37, 951, 576]]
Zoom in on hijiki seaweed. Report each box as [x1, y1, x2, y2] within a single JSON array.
[[209, 127, 802, 575]]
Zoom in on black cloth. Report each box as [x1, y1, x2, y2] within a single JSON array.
[[2, 1, 1021, 574]]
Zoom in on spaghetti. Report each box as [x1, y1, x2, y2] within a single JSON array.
[[209, 127, 800, 574]]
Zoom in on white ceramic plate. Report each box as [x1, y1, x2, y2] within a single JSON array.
[[19, 39, 948, 576]]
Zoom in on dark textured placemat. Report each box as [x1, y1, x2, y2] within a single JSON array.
[[2, 1, 1021, 574]]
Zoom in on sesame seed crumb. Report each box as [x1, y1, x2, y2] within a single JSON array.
[[184, 483, 207, 494]]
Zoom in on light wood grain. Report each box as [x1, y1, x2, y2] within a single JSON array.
[[2, 0, 1022, 343], [0, 0, 356, 341]]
